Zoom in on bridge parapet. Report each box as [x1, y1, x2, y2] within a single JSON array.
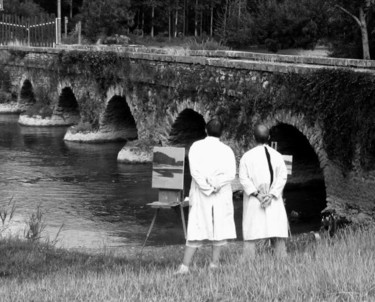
[[1, 45, 375, 75]]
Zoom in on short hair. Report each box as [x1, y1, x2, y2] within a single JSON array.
[[206, 118, 223, 138], [254, 123, 269, 144]]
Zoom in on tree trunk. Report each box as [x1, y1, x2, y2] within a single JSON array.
[[142, 12, 145, 37], [70, 0, 73, 19], [151, 6, 155, 38], [195, 0, 198, 37], [223, 0, 229, 40], [200, 9, 203, 36], [336, 4, 371, 60], [183, 0, 186, 36], [175, 3, 178, 38], [169, 7, 172, 40], [359, 6, 370, 60], [210, 4, 213, 37]]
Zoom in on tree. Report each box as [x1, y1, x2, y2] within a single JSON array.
[[2, 0, 44, 17], [330, 0, 375, 59], [253, 0, 328, 52], [145, 0, 161, 37], [216, 0, 255, 48], [80, 0, 131, 41]]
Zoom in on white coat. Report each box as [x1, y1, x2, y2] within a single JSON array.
[[187, 136, 237, 242], [239, 145, 289, 240]]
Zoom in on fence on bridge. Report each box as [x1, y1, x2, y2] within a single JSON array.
[[0, 14, 56, 47]]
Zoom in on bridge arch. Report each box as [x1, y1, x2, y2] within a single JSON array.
[[100, 94, 138, 140], [262, 110, 329, 175], [56, 87, 79, 113], [161, 98, 211, 146], [168, 108, 207, 148], [19, 79, 35, 105], [261, 110, 328, 229]]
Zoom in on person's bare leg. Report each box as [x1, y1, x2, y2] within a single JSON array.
[[182, 246, 197, 267], [274, 238, 287, 258], [243, 240, 256, 259], [212, 245, 222, 266]]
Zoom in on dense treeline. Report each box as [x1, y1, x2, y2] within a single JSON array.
[[2, 0, 375, 59]]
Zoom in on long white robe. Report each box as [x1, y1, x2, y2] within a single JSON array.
[[240, 145, 288, 240], [187, 136, 237, 242]]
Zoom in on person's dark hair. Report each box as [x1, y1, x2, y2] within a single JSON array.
[[254, 123, 269, 144], [206, 118, 223, 138]]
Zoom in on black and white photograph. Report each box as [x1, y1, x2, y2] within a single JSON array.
[[0, 0, 374, 301]]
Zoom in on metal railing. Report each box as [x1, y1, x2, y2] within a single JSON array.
[[0, 14, 56, 47]]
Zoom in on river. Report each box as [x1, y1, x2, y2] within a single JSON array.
[[0, 114, 326, 250]]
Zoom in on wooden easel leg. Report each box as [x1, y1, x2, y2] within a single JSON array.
[[140, 208, 159, 255], [180, 204, 187, 239]]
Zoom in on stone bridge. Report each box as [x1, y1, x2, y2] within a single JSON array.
[[0, 45, 374, 225]]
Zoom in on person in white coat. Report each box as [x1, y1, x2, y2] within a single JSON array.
[[175, 118, 236, 274], [239, 124, 288, 258]]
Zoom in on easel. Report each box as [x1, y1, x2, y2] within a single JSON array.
[[141, 147, 188, 254]]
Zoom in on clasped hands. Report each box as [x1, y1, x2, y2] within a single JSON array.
[[255, 192, 274, 209], [206, 177, 220, 193]]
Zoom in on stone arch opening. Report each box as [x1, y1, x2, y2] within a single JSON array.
[[168, 108, 207, 197], [57, 87, 79, 112], [168, 108, 207, 148], [101, 95, 138, 140], [19, 80, 35, 104], [269, 123, 326, 233]]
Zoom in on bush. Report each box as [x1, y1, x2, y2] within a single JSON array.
[[184, 38, 230, 51], [24, 103, 53, 118]]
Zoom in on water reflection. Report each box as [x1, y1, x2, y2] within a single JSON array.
[[0, 115, 326, 250], [0, 114, 187, 249]]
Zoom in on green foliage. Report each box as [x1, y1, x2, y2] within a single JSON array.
[[184, 38, 230, 50], [75, 92, 104, 129], [326, 0, 375, 59], [24, 205, 45, 242], [2, 0, 45, 17], [253, 0, 329, 51], [80, 0, 131, 42], [216, 0, 256, 49], [57, 50, 131, 93], [158, 64, 375, 171], [0, 69, 11, 93], [283, 70, 375, 170], [24, 83, 53, 118], [8, 49, 27, 62]]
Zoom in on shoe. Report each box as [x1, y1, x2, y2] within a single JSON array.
[[209, 262, 219, 270], [173, 264, 189, 275]]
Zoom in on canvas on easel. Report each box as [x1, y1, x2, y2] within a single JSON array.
[[151, 146, 185, 206]]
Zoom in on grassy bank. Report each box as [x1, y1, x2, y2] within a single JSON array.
[[0, 227, 374, 301]]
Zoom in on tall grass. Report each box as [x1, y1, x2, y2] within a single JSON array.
[[0, 226, 374, 301]]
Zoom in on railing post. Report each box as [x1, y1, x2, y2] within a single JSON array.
[[56, 0, 61, 44]]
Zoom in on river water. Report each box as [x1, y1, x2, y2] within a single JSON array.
[[0, 114, 326, 250]]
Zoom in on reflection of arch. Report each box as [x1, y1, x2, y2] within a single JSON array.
[[19, 79, 35, 104], [57, 87, 79, 112], [168, 108, 206, 148], [101, 95, 138, 140]]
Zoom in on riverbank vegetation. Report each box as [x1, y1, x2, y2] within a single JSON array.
[[0, 226, 374, 301]]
